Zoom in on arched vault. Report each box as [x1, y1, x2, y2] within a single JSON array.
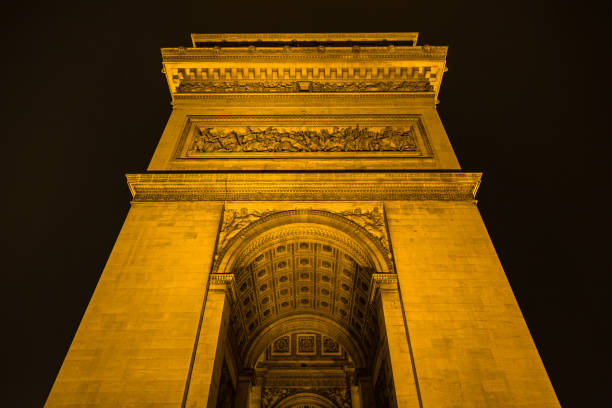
[[215, 209, 393, 369]]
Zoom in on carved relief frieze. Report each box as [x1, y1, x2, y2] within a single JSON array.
[[176, 115, 430, 160], [177, 79, 433, 93], [189, 125, 417, 154]]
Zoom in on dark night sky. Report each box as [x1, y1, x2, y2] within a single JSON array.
[[2, 1, 609, 406]]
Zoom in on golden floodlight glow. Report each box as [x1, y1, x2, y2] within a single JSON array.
[[46, 33, 560, 408]]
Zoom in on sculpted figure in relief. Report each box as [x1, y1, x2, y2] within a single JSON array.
[[177, 79, 432, 93], [191, 126, 417, 154], [217, 208, 275, 255], [336, 207, 390, 255]]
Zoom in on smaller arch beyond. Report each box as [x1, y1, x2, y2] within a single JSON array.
[[244, 314, 367, 369], [275, 392, 338, 408], [216, 209, 393, 275]]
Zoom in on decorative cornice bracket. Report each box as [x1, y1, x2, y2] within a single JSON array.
[[209, 273, 237, 303], [369, 273, 399, 304]]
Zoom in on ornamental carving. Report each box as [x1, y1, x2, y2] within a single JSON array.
[[190, 126, 417, 153], [217, 208, 276, 256], [272, 336, 290, 354], [262, 387, 293, 408], [215, 208, 394, 273], [323, 337, 340, 354], [319, 388, 351, 408], [297, 335, 316, 354], [262, 387, 351, 408], [210, 273, 235, 286], [371, 273, 398, 287], [334, 207, 390, 257], [264, 375, 347, 388], [234, 226, 372, 270], [177, 80, 432, 93], [209, 274, 237, 302]]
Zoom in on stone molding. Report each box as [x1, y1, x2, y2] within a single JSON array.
[[162, 33, 447, 99], [164, 61, 445, 97], [369, 273, 400, 304], [161, 46, 447, 60], [262, 387, 350, 408], [171, 93, 436, 106], [189, 32, 419, 45], [227, 222, 372, 270], [216, 207, 391, 272], [126, 172, 481, 202], [209, 273, 237, 302], [371, 273, 398, 288], [264, 375, 348, 388]]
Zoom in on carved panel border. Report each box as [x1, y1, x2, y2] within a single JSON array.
[[171, 93, 436, 104], [161, 46, 448, 60], [172, 115, 432, 161]]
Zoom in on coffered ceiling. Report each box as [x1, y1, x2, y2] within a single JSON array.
[[229, 238, 379, 364]]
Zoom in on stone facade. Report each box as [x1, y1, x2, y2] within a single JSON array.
[[45, 33, 560, 407]]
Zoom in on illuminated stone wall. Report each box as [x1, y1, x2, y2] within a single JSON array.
[[46, 33, 560, 408], [45, 202, 223, 407], [386, 201, 560, 407]]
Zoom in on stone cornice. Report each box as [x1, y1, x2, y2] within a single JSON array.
[[161, 46, 447, 61], [126, 172, 481, 202], [171, 93, 436, 106], [161, 33, 447, 99], [190, 32, 419, 46]]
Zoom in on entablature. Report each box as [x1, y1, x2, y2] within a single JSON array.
[[170, 93, 437, 107], [161, 33, 447, 101], [126, 172, 481, 202]]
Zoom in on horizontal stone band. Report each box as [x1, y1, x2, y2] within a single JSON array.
[[126, 172, 481, 201]]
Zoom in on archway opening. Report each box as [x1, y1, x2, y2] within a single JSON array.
[[207, 210, 398, 407]]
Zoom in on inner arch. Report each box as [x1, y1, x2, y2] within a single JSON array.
[[229, 227, 380, 366], [246, 315, 366, 369], [215, 209, 393, 276], [207, 209, 399, 407]]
